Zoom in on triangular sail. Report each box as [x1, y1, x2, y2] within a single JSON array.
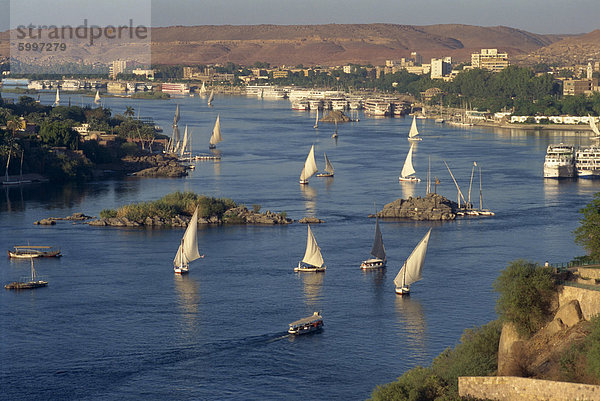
[[173, 207, 201, 266], [300, 145, 318, 181], [54, 88, 60, 106], [180, 125, 189, 157], [370, 217, 386, 261], [323, 153, 334, 174], [200, 81, 206, 94], [208, 90, 214, 105], [394, 228, 432, 288], [302, 225, 324, 268], [590, 115, 600, 137], [408, 116, 419, 138], [173, 104, 180, 127], [94, 90, 101, 105], [401, 144, 416, 178], [209, 114, 222, 145]]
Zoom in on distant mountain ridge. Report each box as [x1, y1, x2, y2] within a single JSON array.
[[0, 23, 580, 67]]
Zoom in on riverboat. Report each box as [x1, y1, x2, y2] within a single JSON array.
[[7, 246, 62, 259], [4, 259, 48, 290], [575, 146, 600, 178], [544, 144, 575, 178], [288, 312, 323, 335], [364, 99, 391, 116]]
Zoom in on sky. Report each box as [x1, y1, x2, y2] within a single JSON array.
[[0, 0, 598, 35]]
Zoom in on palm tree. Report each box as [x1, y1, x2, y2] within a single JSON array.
[[124, 106, 135, 118]]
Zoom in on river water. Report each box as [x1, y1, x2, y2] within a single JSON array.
[[0, 91, 596, 400]]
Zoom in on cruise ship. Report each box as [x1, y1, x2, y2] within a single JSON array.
[[261, 86, 288, 99], [308, 98, 323, 110], [544, 144, 575, 178], [329, 97, 348, 111], [291, 98, 310, 110], [364, 98, 391, 116], [575, 146, 600, 178]]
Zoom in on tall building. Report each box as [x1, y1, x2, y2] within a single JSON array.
[[431, 57, 452, 79], [109, 60, 128, 79], [471, 49, 509, 72]]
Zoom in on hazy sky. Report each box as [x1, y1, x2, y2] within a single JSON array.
[[1, 0, 598, 35]]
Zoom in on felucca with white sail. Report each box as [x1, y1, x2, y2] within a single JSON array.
[[207, 89, 214, 106], [408, 116, 422, 141], [94, 90, 101, 105], [295, 224, 326, 272], [316, 153, 334, 177], [399, 144, 421, 182], [173, 206, 202, 274], [394, 228, 432, 295], [53, 88, 60, 107], [360, 215, 386, 269], [300, 145, 318, 184], [209, 114, 222, 149]]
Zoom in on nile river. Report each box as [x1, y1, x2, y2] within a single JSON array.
[[0, 91, 596, 400]]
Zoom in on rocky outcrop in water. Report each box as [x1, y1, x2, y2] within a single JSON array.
[[125, 154, 187, 177], [320, 110, 352, 123], [298, 217, 325, 224], [371, 193, 457, 221]]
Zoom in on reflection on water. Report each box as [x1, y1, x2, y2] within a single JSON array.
[[323, 176, 334, 192], [300, 184, 317, 217], [399, 181, 417, 199], [298, 272, 324, 310], [174, 274, 201, 340], [362, 268, 386, 301], [394, 295, 427, 356], [213, 160, 221, 176]]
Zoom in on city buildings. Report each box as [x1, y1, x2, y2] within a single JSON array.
[[471, 49, 510, 72]]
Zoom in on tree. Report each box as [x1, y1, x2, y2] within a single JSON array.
[[493, 260, 556, 337], [574, 192, 600, 260], [39, 120, 79, 149], [124, 106, 135, 118]]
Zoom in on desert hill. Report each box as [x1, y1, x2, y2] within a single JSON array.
[[517, 29, 600, 66], [0, 23, 575, 67]]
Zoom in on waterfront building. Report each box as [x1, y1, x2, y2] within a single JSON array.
[[133, 69, 155, 80], [109, 60, 128, 79], [563, 78, 598, 96], [471, 49, 509, 72]]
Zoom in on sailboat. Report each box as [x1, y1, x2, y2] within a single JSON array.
[[314, 109, 319, 129], [4, 258, 48, 289], [332, 120, 338, 138], [209, 114, 222, 149], [316, 153, 334, 177], [360, 214, 386, 269], [207, 89, 214, 106], [94, 90, 101, 105], [199, 81, 207, 96], [179, 125, 191, 161], [589, 115, 600, 140], [53, 88, 60, 107], [478, 165, 495, 216], [299, 144, 318, 184], [173, 206, 202, 274], [294, 224, 326, 272], [408, 115, 422, 141], [399, 144, 421, 182], [394, 228, 432, 295]]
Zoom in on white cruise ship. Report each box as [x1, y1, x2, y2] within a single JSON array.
[[544, 144, 575, 178], [575, 146, 600, 178], [262, 86, 289, 99], [329, 97, 348, 111], [291, 98, 310, 110], [364, 99, 391, 116], [61, 80, 81, 91], [308, 98, 323, 110]]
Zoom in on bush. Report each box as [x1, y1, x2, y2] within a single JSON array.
[[574, 193, 600, 260], [100, 208, 117, 219], [252, 204, 261, 213], [493, 260, 557, 337], [586, 316, 600, 380]]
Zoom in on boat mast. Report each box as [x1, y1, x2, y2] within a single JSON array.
[[443, 160, 466, 208], [479, 165, 483, 210], [468, 161, 476, 208]]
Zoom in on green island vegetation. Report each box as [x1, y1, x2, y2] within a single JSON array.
[[0, 94, 166, 182], [99, 192, 237, 221], [369, 194, 600, 400]]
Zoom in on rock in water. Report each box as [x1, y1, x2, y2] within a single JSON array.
[[373, 193, 457, 221]]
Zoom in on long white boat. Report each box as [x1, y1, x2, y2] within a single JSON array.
[[291, 98, 310, 110], [543, 144, 575, 178], [364, 99, 391, 116], [575, 146, 600, 178], [288, 312, 323, 335]]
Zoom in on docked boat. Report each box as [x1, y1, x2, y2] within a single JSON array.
[[394, 228, 432, 295], [364, 99, 391, 116], [360, 215, 386, 269], [7, 245, 61, 258], [299, 145, 318, 184], [399, 144, 421, 182], [308, 99, 323, 110], [408, 116, 422, 141], [5, 258, 48, 290], [330, 97, 348, 111], [316, 153, 334, 177], [575, 146, 600, 178], [288, 312, 323, 335], [209, 114, 222, 149], [291, 98, 310, 110], [543, 144, 575, 178], [173, 206, 202, 274], [294, 225, 326, 272]]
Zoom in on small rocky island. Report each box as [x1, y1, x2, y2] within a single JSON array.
[[320, 110, 352, 123], [371, 193, 459, 221]]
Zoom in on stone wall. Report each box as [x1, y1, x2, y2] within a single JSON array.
[[558, 285, 600, 321], [458, 376, 600, 401]]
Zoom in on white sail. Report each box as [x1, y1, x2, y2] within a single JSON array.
[[401, 144, 416, 178], [173, 207, 201, 267], [180, 125, 189, 157], [300, 145, 318, 182], [370, 217, 386, 261], [590, 115, 600, 137], [173, 104, 180, 127], [54, 88, 60, 106], [314, 109, 319, 128], [200, 81, 207, 95], [394, 228, 432, 289], [408, 115, 419, 139], [209, 114, 222, 146], [208, 89, 214, 106], [94, 90, 101, 105], [302, 225, 324, 268], [323, 153, 334, 174]]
